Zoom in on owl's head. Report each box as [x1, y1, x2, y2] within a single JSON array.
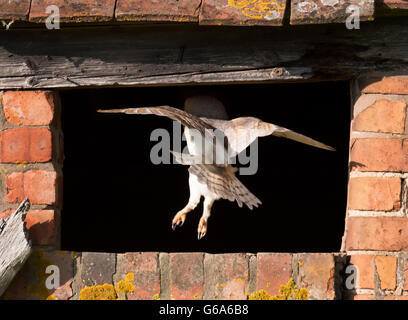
[[184, 96, 228, 120]]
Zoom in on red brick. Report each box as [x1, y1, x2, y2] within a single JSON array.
[[361, 77, 408, 95], [348, 177, 401, 211], [5, 170, 57, 205], [296, 253, 335, 300], [0, 209, 56, 246], [79, 252, 116, 288], [170, 253, 203, 300], [350, 139, 408, 172], [256, 253, 292, 296], [404, 260, 408, 291], [353, 99, 406, 134], [378, 0, 408, 9], [3, 91, 55, 126], [346, 294, 376, 300], [384, 295, 408, 300], [29, 0, 116, 22], [25, 210, 55, 245], [0, 0, 30, 20], [349, 255, 375, 289], [123, 252, 160, 300], [290, 0, 374, 25], [116, 0, 201, 22], [204, 253, 248, 300], [5, 172, 24, 203], [199, 0, 286, 26], [375, 256, 396, 290], [346, 217, 408, 251], [0, 128, 52, 163]]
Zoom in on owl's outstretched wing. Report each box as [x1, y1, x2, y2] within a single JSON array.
[[98, 105, 215, 136], [98, 106, 230, 166], [202, 116, 335, 157]]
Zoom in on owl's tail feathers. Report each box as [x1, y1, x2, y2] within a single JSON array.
[[228, 173, 262, 210], [188, 164, 262, 210]]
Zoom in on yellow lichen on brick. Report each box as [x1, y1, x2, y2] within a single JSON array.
[[248, 278, 308, 300], [152, 293, 160, 300], [79, 284, 118, 300], [248, 289, 273, 300], [79, 273, 136, 300], [193, 293, 199, 300], [228, 0, 285, 20], [235, 278, 243, 283], [220, 283, 226, 287], [116, 273, 136, 294]]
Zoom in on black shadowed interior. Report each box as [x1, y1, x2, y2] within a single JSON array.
[[60, 81, 350, 253]]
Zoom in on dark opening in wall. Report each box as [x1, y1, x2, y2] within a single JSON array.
[[60, 81, 350, 253]]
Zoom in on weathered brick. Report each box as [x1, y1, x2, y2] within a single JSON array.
[[79, 252, 116, 288], [350, 139, 408, 172], [116, 0, 201, 22], [349, 255, 375, 289], [3, 91, 55, 126], [5, 170, 57, 205], [353, 99, 406, 134], [199, 0, 286, 26], [346, 217, 408, 251], [290, 0, 374, 25], [361, 77, 408, 95], [0, 0, 30, 20], [345, 294, 375, 300], [256, 253, 292, 296], [26, 210, 55, 245], [0, 128, 52, 163], [348, 177, 401, 211], [29, 0, 116, 22], [170, 253, 204, 300], [4, 172, 24, 203], [2, 249, 75, 300], [378, 0, 408, 9], [404, 260, 408, 291], [375, 256, 396, 290], [1, 209, 56, 246], [295, 253, 335, 300], [203, 253, 249, 300], [122, 252, 160, 300], [384, 295, 408, 300]]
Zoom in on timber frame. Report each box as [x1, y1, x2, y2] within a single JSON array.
[[0, 17, 407, 90]]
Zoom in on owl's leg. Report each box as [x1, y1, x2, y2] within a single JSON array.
[[172, 175, 201, 230], [197, 197, 215, 240]]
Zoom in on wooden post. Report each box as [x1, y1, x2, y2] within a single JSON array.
[[0, 198, 32, 297]]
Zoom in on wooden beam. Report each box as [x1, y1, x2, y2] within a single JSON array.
[[0, 20, 407, 89], [0, 198, 32, 298]]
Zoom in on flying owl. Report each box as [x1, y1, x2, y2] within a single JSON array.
[[98, 96, 334, 239]]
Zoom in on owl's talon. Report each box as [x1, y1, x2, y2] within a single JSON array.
[[197, 218, 207, 240], [172, 212, 186, 230]]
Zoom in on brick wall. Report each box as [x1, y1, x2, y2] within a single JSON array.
[[2, 80, 408, 300], [3, 249, 343, 300], [0, 91, 63, 248], [343, 76, 408, 300]]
